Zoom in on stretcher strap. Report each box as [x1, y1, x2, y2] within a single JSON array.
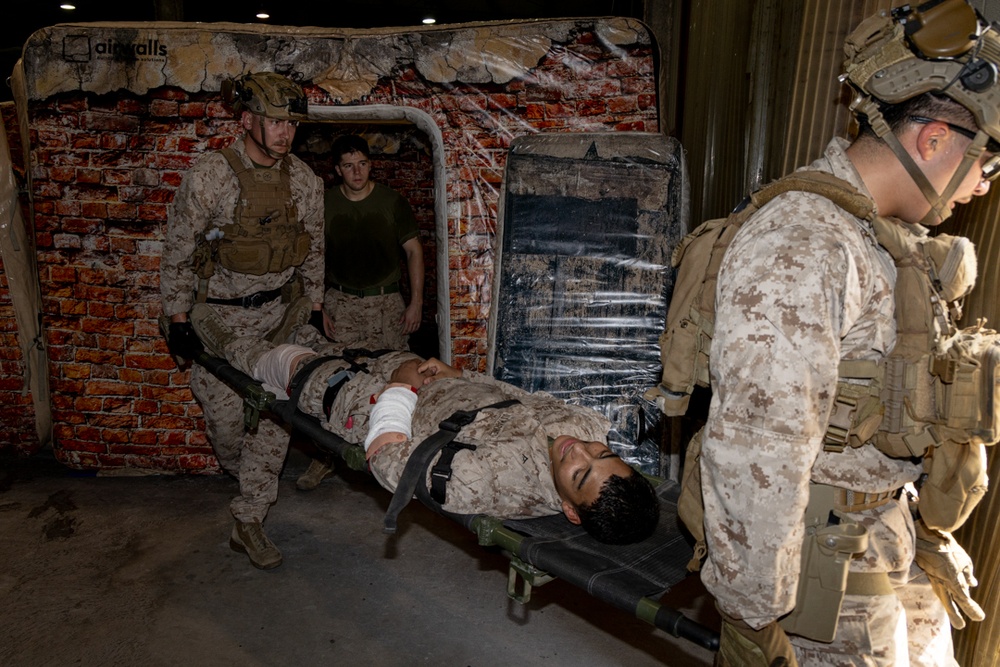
[[383, 399, 520, 534], [286, 355, 340, 408], [431, 441, 478, 504]]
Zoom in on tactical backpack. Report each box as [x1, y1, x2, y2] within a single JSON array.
[[651, 170, 999, 571]]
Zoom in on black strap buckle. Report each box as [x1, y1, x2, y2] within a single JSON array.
[[382, 398, 520, 534], [439, 410, 476, 432], [430, 442, 477, 504]]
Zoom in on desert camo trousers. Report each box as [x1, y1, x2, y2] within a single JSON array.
[[790, 564, 956, 667], [323, 287, 407, 351], [189, 301, 291, 523]]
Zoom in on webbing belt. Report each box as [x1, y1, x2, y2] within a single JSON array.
[[203, 286, 283, 309], [383, 398, 521, 534], [845, 570, 895, 596], [322, 371, 353, 419], [834, 487, 901, 513]]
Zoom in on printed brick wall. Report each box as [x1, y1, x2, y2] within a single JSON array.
[[1, 102, 40, 455], [0, 20, 658, 468]]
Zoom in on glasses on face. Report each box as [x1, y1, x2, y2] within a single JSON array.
[[982, 154, 1000, 182], [910, 116, 1000, 182]]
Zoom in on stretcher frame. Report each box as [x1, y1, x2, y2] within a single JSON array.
[[194, 350, 720, 655]]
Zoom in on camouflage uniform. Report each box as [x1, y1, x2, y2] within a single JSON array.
[[323, 289, 407, 351], [700, 138, 955, 666], [223, 335, 611, 518], [160, 138, 324, 523]]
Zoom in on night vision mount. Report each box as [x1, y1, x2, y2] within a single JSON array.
[[221, 72, 308, 121]]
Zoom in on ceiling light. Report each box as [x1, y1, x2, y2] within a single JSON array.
[[256, 11, 270, 19], [422, 16, 436, 25], [60, 3, 76, 9]]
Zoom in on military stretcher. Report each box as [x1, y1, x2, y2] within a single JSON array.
[[193, 349, 720, 655]]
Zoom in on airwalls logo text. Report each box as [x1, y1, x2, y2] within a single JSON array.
[[62, 35, 168, 63]]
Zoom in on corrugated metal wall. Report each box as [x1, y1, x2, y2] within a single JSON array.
[[678, 0, 757, 224], [773, 1, 884, 175], [945, 191, 1000, 667], [927, 2, 1000, 658], [675, 0, 1000, 661]]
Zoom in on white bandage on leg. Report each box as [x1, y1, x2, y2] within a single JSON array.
[[251, 344, 316, 400], [364, 386, 418, 452]]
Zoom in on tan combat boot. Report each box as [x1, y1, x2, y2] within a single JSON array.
[[267, 296, 313, 344], [296, 458, 333, 491], [230, 520, 283, 570]]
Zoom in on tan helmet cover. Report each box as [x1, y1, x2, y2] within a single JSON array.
[[842, 0, 1000, 144], [222, 72, 308, 121]]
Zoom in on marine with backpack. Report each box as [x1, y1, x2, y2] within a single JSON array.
[[645, 1, 1000, 663]]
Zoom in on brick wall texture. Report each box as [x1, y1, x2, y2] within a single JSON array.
[[0, 21, 658, 469]]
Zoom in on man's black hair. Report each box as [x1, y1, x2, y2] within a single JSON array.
[[332, 134, 371, 162], [577, 469, 659, 545], [856, 92, 978, 139]]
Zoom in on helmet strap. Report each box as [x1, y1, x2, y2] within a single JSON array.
[[247, 114, 285, 162], [856, 97, 986, 225]]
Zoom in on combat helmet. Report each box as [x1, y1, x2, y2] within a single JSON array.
[[222, 72, 309, 121], [841, 0, 1000, 224]]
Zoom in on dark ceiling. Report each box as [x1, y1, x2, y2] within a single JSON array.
[[1, 0, 645, 102], [2, 0, 646, 55]]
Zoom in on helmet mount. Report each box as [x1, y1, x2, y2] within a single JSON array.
[[221, 72, 308, 121]]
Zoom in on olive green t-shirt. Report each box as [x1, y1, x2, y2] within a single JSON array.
[[323, 182, 419, 289]]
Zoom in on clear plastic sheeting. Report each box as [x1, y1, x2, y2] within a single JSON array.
[[489, 132, 689, 474]]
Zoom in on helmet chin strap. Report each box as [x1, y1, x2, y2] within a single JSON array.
[[855, 97, 987, 226], [247, 114, 288, 162]]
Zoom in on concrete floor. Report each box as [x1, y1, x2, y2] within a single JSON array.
[[0, 443, 718, 667]]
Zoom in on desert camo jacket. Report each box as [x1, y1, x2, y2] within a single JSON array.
[[295, 353, 613, 519], [700, 137, 923, 628], [160, 138, 325, 316]]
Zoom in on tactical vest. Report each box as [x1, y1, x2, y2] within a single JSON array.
[[662, 171, 998, 573], [192, 148, 311, 300]]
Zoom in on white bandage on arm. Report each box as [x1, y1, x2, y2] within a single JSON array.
[[363, 386, 418, 452], [251, 344, 316, 400]]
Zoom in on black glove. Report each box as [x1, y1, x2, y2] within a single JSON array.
[[167, 321, 204, 361], [308, 309, 327, 337]]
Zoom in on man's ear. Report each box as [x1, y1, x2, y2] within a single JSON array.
[[561, 499, 581, 525], [915, 120, 950, 161]]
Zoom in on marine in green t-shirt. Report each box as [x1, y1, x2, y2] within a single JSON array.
[[301, 134, 427, 491]]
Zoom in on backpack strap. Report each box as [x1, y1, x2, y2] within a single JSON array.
[[382, 398, 521, 533], [753, 170, 876, 222], [651, 169, 877, 416]]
